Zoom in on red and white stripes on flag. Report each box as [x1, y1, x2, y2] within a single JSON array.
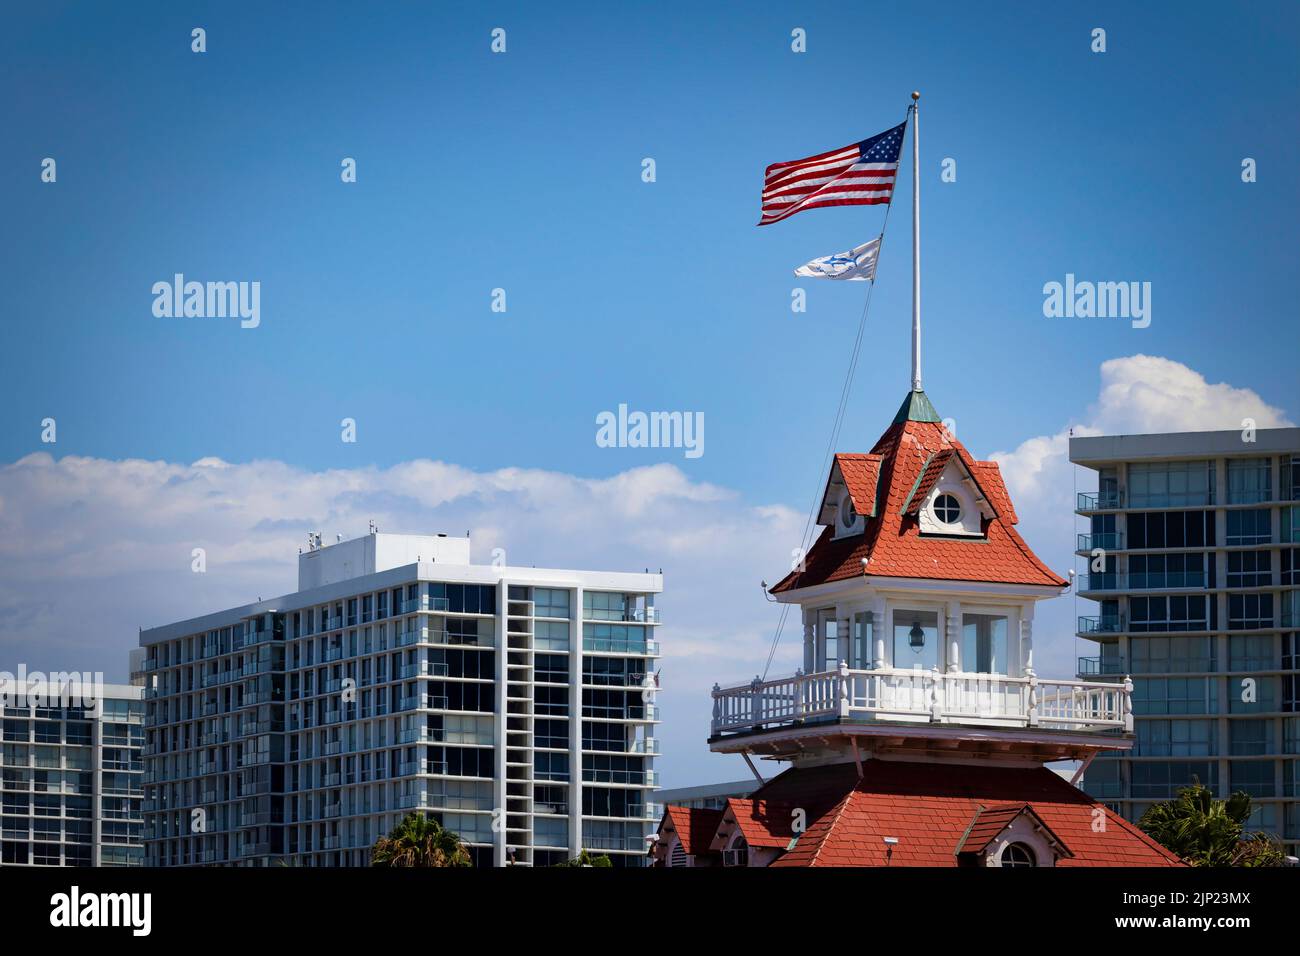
[[758, 121, 907, 226]]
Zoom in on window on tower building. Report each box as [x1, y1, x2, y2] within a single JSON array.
[[1129, 553, 1205, 589], [933, 493, 961, 524], [1128, 461, 1214, 507], [1127, 510, 1213, 549], [1228, 593, 1273, 630], [1129, 595, 1208, 632], [961, 614, 1008, 674], [1230, 761, 1275, 798], [1281, 548, 1300, 586], [1132, 677, 1216, 715], [853, 612, 873, 669], [817, 609, 840, 669], [1226, 508, 1272, 546], [1227, 458, 1271, 505], [892, 610, 939, 670], [1227, 551, 1272, 588], [1229, 676, 1276, 713], [1130, 762, 1217, 798], [1136, 719, 1214, 757], [1129, 635, 1215, 673], [1229, 719, 1273, 756]]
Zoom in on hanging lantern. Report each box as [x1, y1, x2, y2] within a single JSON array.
[[908, 620, 925, 651]]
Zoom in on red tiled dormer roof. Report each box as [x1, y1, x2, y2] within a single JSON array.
[[954, 803, 1072, 858], [899, 448, 956, 516], [773, 391, 1066, 593], [714, 797, 804, 850], [660, 806, 722, 858], [820, 453, 884, 523], [744, 761, 1183, 867], [660, 805, 724, 856]]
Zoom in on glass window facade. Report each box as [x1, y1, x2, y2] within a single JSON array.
[[1227, 458, 1271, 505], [141, 569, 662, 868], [1128, 461, 1214, 507]]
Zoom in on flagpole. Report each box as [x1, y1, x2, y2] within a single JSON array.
[[910, 90, 921, 392]]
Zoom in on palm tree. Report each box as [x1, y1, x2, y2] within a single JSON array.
[[552, 849, 613, 867], [371, 812, 472, 867], [1231, 831, 1289, 868], [1138, 781, 1285, 867]]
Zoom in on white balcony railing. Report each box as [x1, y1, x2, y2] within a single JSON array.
[[710, 662, 1132, 737]]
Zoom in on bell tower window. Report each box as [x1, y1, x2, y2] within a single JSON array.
[[933, 493, 961, 525]]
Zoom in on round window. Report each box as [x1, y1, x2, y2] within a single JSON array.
[[839, 494, 858, 528], [1000, 842, 1036, 867], [933, 493, 961, 525]]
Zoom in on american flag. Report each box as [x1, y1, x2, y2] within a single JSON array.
[[758, 121, 907, 226]]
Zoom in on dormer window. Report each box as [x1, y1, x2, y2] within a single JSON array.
[[918, 480, 985, 539], [999, 843, 1036, 867], [839, 494, 858, 529], [723, 835, 750, 867]]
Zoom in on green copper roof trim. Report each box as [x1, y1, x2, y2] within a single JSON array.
[[899, 451, 936, 516], [892, 389, 942, 424]]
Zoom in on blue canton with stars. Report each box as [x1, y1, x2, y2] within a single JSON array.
[[857, 121, 907, 164]]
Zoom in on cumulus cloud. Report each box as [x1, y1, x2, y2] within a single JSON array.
[[0, 455, 801, 784], [1, 354, 1287, 784], [989, 354, 1293, 677]]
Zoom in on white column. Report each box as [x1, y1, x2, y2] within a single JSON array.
[[872, 598, 888, 669], [92, 701, 103, 866], [946, 601, 962, 673], [568, 585, 583, 860], [837, 610, 851, 667], [494, 578, 508, 867], [1020, 606, 1035, 677], [802, 610, 816, 672]]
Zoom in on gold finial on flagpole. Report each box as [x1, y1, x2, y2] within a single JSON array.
[[911, 91, 920, 101]]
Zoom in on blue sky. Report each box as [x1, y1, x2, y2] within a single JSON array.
[[2, 1, 1297, 785], [4, 1, 1296, 491]]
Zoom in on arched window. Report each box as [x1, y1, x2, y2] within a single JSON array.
[[999, 842, 1036, 867], [723, 835, 750, 867], [668, 840, 688, 868]]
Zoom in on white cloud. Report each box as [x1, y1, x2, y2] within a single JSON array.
[[989, 354, 1293, 677], [0, 454, 800, 785], [1, 354, 1287, 785]]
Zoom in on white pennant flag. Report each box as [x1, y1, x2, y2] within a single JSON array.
[[793, 237, 881, 281]]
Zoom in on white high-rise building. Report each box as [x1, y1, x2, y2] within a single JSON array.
[[138, 531, 662, 866], [1, 681, 144, 867], [1072, 428, 1300, 853]]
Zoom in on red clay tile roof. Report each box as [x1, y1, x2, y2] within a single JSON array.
[[954, 803, 1072, 858], [773, 396, 1066, 593], [716, 797, 804, 849], [740, 760, 1183, 867], [971, 460, 1019, 525], [899, 449, 956, 516], [832, 453, 883, 519], [661, 805, 723, 856]]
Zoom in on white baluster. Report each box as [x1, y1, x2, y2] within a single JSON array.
[[1123, 675, 1134, 733]]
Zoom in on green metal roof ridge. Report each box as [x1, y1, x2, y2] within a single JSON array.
[[892, 389, 942, 424], [899, 451, 936, 516]]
